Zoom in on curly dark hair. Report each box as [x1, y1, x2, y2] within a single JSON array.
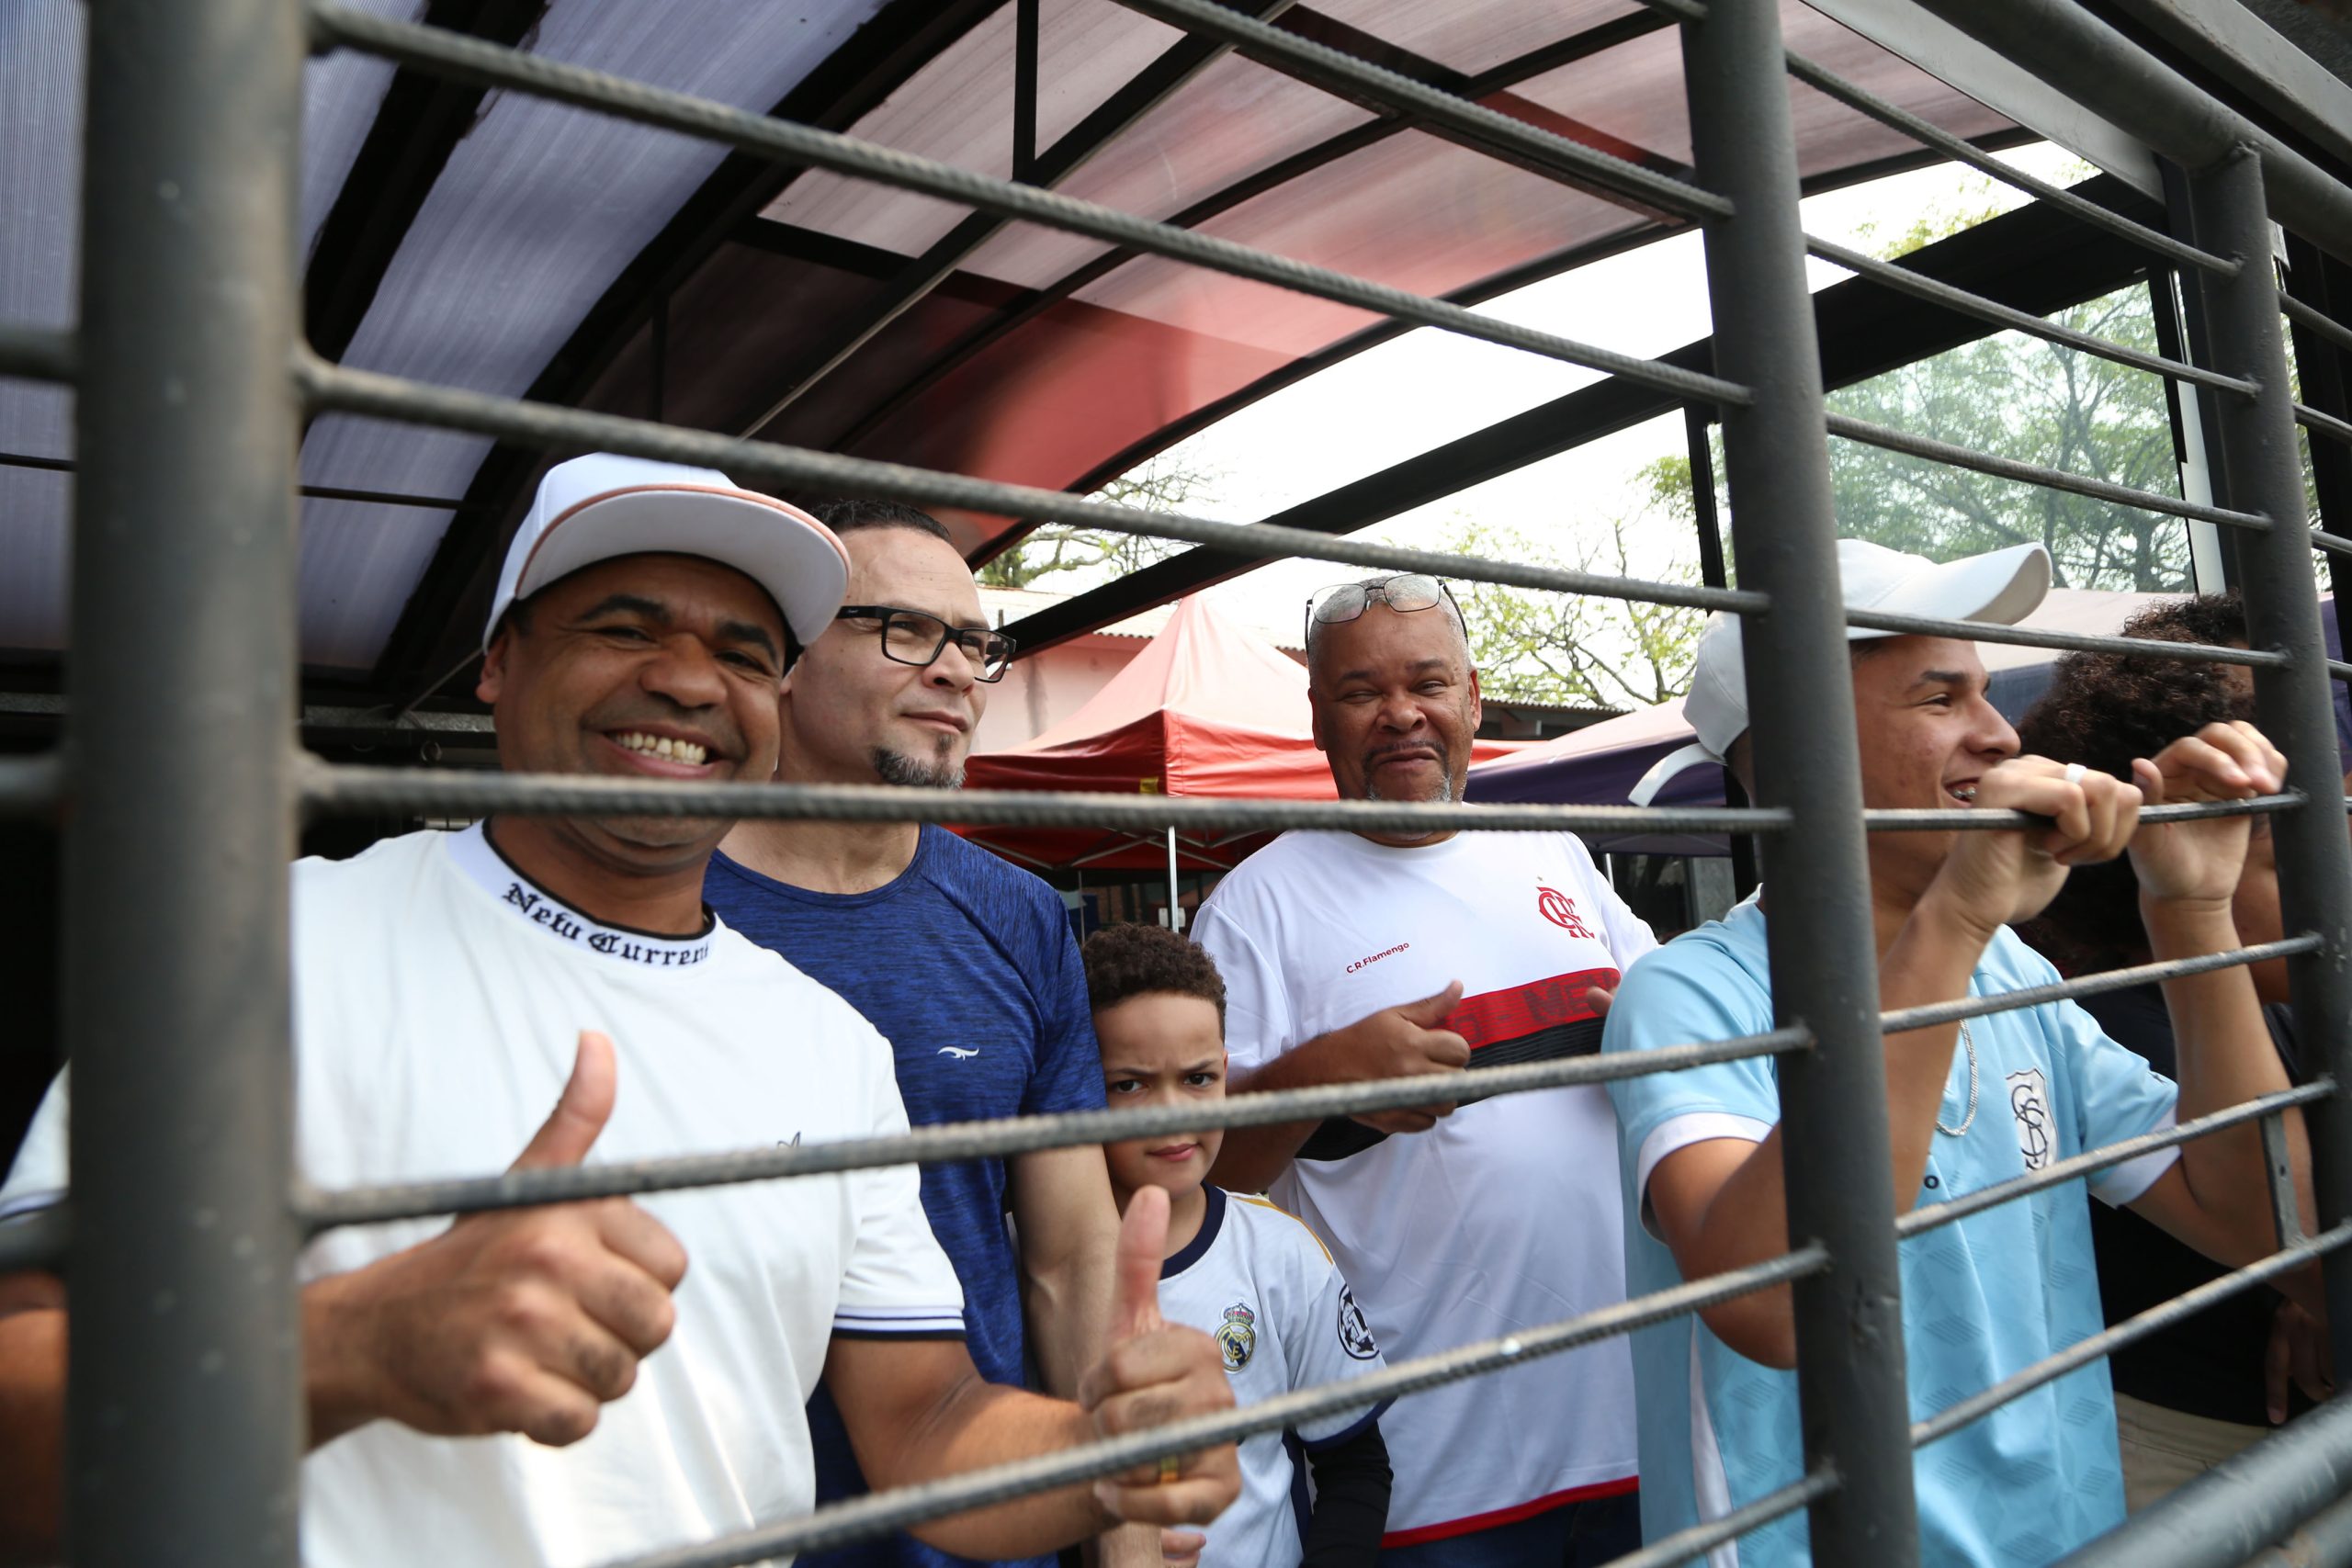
[[2015, 592, 2254, 969], [1082, 923, 1227, 1027]]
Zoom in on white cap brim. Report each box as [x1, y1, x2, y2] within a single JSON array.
[[1628, 740, 1724, 807], [1849, 541, 2050, 639], [490, 483, 848, 652]]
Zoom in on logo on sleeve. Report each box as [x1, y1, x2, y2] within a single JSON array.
[[2007, 1067, 2053, 1171], [1337, 1285, 1378, 1360], [1216, 1303, 1258, 1372], [1536, 885, 1594, 938]]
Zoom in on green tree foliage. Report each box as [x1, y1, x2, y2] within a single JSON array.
[[976, 452, 1208, 590], [1823, 283, 2193, 591], [1442, 456, 1708, 709]]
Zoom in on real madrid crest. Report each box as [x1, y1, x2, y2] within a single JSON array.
[[1215, 1303, 1257, 1372]]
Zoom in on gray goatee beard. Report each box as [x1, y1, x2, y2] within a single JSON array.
[[1363, 771, 1454, 804], [874, 746, 965, 791]]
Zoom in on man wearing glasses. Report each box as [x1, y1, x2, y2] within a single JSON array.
[[708, 501, 1130, 1568], [1191, 574, 1657, 1568]]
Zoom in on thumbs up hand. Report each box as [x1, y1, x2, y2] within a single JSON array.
[[304, 1032, 689, 1450], [1077, 1189, 1240, 1527]]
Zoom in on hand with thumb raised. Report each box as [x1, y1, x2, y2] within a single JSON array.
[[304, 1031, 688, 1450], [1079, 1187, 1239, 1529]]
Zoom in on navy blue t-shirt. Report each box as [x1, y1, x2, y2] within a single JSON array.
[[705, 826, 1104, 1568]]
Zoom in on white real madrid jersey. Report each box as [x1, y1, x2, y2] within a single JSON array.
[[1, 825, 965, 1568], [1157, 1187, 1389, 1568], [1193, 829, 1657, 1543]]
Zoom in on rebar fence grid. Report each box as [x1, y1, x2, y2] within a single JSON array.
[[28, 0, 2352, 1563], [302, 3, 1748, 409], [594, 1247, 1833, 1568], [2301, 401, 2352, 448], [280, 933, 2313, 1233]]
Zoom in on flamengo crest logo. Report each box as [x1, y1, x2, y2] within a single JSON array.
[[1536, 884, 1594, 939]]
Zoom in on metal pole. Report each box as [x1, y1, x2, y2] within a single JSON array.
[[1166, 826, 1182, 931], [1680, 1, 1919, 1562], [68, 0, 307, 1562], [2187, 146, 2352, 1392]]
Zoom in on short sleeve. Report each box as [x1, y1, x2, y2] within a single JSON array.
[[834, 1035, 967, 1339], [1602, 937, 1779, 1231], [1193, 901, 1295, 1077], [1282, 1233, 1390, 1448], [1021, 909, 1108, 1118], [0, 1068, 70, 1224], [2048, 995, 2181, 1206]]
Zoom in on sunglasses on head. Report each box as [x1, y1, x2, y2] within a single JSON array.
[[1304, 574, 1460, 644]]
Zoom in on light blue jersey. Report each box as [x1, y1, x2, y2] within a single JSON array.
[[1602, 898, 2179, 1566]]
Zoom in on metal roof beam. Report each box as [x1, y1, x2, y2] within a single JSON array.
[[730, 0, 1298, 441], [995, 176, 2165, 654]]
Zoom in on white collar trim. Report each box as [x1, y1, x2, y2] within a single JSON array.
[[447, 822, 717, 970]]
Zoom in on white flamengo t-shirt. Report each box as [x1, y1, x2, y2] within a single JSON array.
[[0, 824, 965, 1568], [1192, 829, 1656, 1545]]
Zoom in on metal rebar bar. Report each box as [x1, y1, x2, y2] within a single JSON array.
[[2311, 528, 2352, 559], [1804, 235, 2255, 394], [297, 758, 2296, 833], [299, 356, 1762, 616], [67, 0, 307, 1562], [2299, 401, 2352, 449], [2212, 1474, 2352, 1568], [2056, 1391, 2352, 1568], [1111, 0, 1727, 220], [1781, 52, 2233, 276], [595, 1247, 1829, 1568], [2286, 290, 2352, 358], [1602, 1472, 1838, 1568], [2190, 143, 2352, 1421], [303, 4, 1749, 408], [1682, 0, 1921, 1559], [1842, 606, 2291, 666], [1913, 1220, 2352, 1450], [300, 1027, 1809, 1228], [1824, 412, 2271, 529], [1878, 939, 2322, 1040], [1898, 1078, 2333, 1238], [0, 321, 76, 385]]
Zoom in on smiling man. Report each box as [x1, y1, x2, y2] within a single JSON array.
[[1603, 539, 2313, 1565], [0, 455, 1238, 1568], [1190, 573, 1657, 1568], [707, 501, 1131, 1568]]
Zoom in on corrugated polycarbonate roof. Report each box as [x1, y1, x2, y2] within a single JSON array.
[[1, 0, 2022, 697]]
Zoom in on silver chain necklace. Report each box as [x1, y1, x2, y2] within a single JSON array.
[[1937, 1020, 1980, 1137]]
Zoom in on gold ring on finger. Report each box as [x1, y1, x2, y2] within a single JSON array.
[[1157, 1453, 1182, 1485]]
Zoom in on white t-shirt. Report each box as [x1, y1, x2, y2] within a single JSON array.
[[0, 825, 965, 1568], [1158, 1187, 1390, 1568], [1192, 829, 1657, 1544]]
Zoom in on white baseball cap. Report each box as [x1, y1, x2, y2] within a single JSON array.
[[482, 452, 850, 652], [1627, 538, 2051, 805]]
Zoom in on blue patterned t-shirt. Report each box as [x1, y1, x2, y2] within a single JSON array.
[[707, 826, 1105, 1568], [1602, 897, 2178, 1567]]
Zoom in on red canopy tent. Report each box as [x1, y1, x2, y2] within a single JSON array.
[[960, 594, 1526, 876]]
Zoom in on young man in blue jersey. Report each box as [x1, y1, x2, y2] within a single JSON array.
[[708, 501, 1132, 1568], [1604, 539, 2318, 1566]]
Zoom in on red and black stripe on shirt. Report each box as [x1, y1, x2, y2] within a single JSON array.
[[1297, 968, 1620, 1162]]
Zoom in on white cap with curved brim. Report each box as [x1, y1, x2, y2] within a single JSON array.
[[1627, 538, 2052, 806], [482, 452, 850, 652]]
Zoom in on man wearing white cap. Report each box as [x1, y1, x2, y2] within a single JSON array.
[[1603, 538, 2311, 1565], [0, 454, 1238, 1567]]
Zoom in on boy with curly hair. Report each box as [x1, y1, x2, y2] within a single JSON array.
[[1083, 923, 1394, 1568]]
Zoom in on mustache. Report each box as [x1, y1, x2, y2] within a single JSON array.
[[1363, 739, 1448, 766]]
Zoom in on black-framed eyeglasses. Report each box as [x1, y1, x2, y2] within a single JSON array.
[[836, 604, 1018, 682], [1303, 573, 1463, 646]]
